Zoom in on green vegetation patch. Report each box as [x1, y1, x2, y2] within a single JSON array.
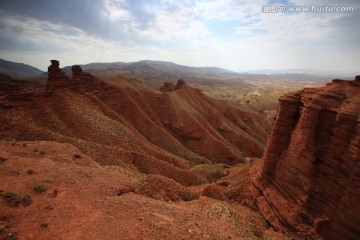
[[33, 185, 47, 193], [1, 192, 33, 206]]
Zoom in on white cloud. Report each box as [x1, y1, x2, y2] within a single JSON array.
[[130, 1, 210, 44], [236, 11, 342, 40], [289, 0, 360, 6], [0, 0, 359, 72], [0, 13, 140, 69], [103, 0, 133, 21], [194, 0, 261, 21], [0, 15, 132, 53]]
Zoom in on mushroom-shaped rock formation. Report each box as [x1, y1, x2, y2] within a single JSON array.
[[48, 60, 66, 79], [46, 60, 70, 90]]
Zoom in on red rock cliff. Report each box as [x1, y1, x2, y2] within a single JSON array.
[[252, 77, 360, 239]]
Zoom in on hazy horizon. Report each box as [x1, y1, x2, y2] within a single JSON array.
[[0, 0, 359, 73]]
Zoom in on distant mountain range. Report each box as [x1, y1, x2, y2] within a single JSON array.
[[0, 58, 341, 86], [246, 68, 356, 77], [64, 60, 236, 75], [62, 60, 333, 86], [62, 60, 244, 87], [0, 59, 44, 78]]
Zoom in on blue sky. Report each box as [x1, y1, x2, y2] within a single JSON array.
[[0, 0, 359, 73]]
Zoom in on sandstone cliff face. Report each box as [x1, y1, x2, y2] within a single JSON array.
[[252, 78, 360, 239]]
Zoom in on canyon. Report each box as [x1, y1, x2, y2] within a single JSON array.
[[0, 60, 359, 239]]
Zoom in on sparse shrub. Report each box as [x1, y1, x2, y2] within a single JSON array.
[[2, 192, 33, 207], [2, 192, 17, 200], [39, 151, 45, 156], [33, 185, 47, 193], [73, 154, 81, 159], [0, 215, 10, 235], [52, 188, 59, 197], [2, 232, 18, 240], [21, 195, 32, 206], [2, 192, 21, 206], [40, 222, 48, 228], [182, 192, 200, 202], [26, 169, 35, 175], [33, 149, 38, 152], [44, 205, 54, 210]]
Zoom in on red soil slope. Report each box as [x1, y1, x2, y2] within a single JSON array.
[[251, 78, 360, 239], [1, 141, 290, 240], [1, 61, 270, 188], [1, 61, 289, 239]]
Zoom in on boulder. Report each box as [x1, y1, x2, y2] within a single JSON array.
[[71, 65, 83, 74], [174, 79, 186, 90], [71, 65, 92, 78]]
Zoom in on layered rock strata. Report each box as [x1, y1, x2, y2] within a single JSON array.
[[252, 77, 360, 239]]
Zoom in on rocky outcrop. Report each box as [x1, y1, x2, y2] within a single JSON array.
[[160, 82, 176, 92], [48, 60, 66, 79], [251, 77, 360, 239], [174, 79, 186, 90], [71, 65, 92, 78], [159, 79, 186, 92], [46, 60, 70, 90], [46, 62, 93, 90], [71, 65, 83, 75]]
